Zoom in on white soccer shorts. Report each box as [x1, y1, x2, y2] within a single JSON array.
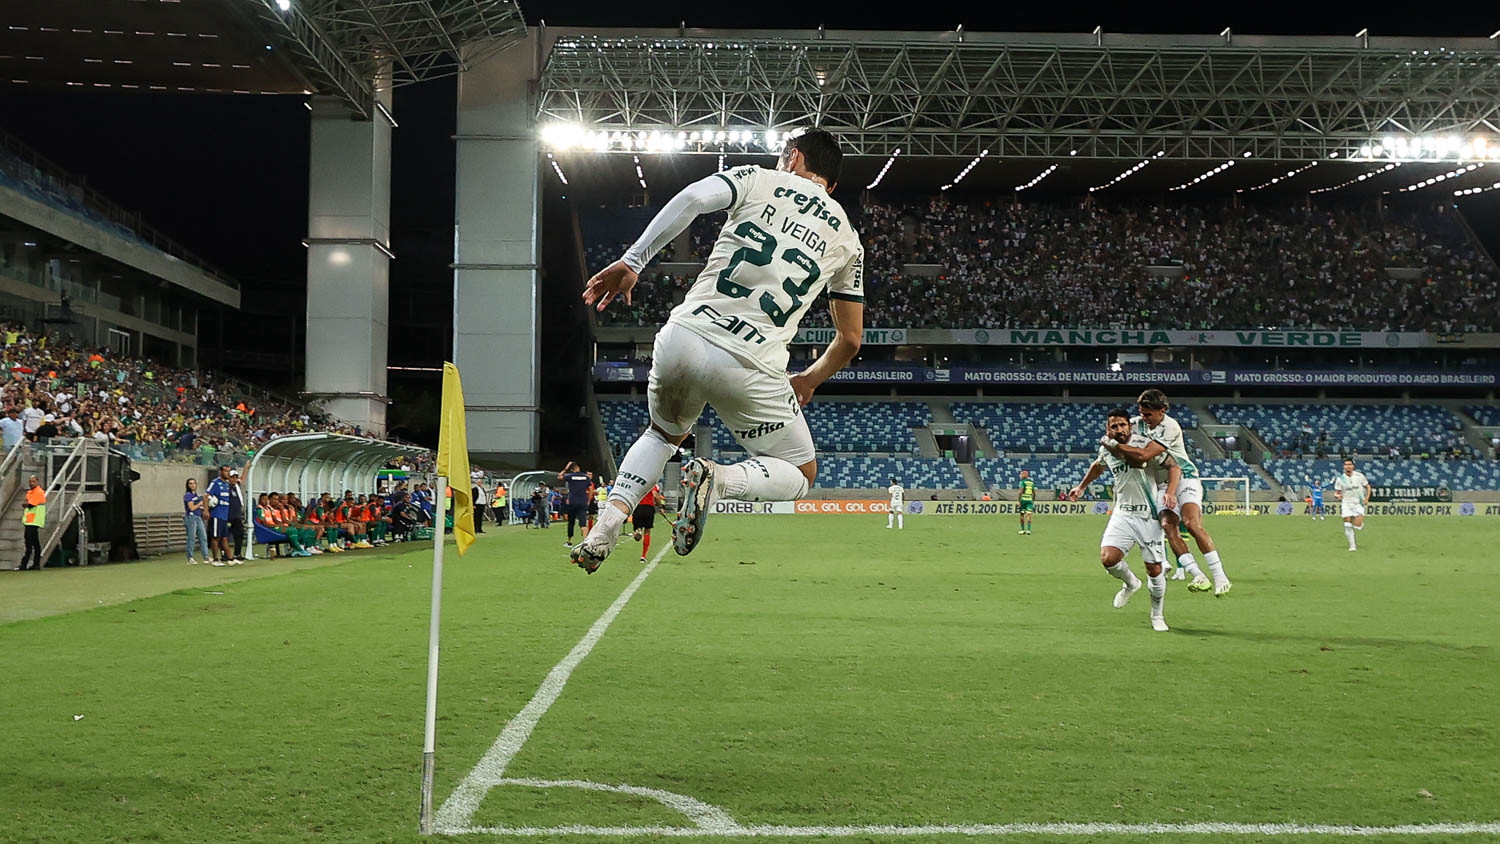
[[1155, 477, 1204, 516], [647, 322, 816, 466], [1341, 500, 1366, 519], [1101, 508, 1166, 564]]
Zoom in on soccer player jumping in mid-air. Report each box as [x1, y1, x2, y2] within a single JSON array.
[[572, 129, 865, 573], [1098, 389, 1233, 597]]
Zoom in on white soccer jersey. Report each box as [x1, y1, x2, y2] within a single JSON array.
[[669, 165, 864, 376], [1099, 434, 1173, 517], [1333, 471, 1370, 501], [887, 484, 905, 508], [1133, 414, 1198, 479]]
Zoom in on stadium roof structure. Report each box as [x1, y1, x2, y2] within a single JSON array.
[[535, 28, 1500, 163], [0, 0, 527, 118]]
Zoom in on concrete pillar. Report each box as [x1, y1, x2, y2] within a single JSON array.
[[453, 38, 541, 461], [304, 87, 393, 434]]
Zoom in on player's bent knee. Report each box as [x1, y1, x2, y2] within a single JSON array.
[[798, 459, 817, 486]]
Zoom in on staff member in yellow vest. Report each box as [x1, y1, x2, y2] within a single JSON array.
[[18, 475, 45, 570]]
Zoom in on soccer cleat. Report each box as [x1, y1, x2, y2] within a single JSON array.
[[570, 522, 623, 575], [674, 458, 719, 556], [1214, 579, 1233, 597], [211, 560, 227, 567], [1113, 580, 1141, 608], [639, 556, 647, 563], [1151, 615, 1170, 632], [1170, 567, 1186, 581], [1017, 529, 1026, 535], [1187, 576, 1213, 593]]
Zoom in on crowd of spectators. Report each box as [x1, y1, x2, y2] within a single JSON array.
[[1, 322, 413, 465], [587, 197, 1500, 332]]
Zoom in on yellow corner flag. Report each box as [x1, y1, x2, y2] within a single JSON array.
[[437, 362, 475, 555]]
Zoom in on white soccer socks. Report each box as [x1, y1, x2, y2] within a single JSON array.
[[718, 456, 810, 502], [1148, 573, 1167, 630], [1177, 552, 1206, 580], [1106, 561, 1141, 608], [1203, 550, 1229, 585], [897, 513, 904, 529], [1344, 523, 1357, 550], [887, 514, 894, 528], [608, 427, 679, 514]]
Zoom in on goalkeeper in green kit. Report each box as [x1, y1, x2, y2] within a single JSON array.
[[1017, 470, 1036, 535]]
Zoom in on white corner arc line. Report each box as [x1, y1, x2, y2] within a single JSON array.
[[434, 547, 671, 832], [495, 778, 741, 832], [451, 821, 1500, 837]]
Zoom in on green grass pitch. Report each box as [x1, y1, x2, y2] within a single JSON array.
[[2, 514, 1498, 843]]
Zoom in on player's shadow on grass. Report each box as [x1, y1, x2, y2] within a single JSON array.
[[1170, 627, 1489, 654]]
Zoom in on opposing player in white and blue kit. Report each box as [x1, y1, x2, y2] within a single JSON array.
[[1309, 481, 1326, 520], [1068, 408, 1182, 632]]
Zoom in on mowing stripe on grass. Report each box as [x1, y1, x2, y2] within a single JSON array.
[[435, 547, 669, 832], [457, 821, 1500, 837]]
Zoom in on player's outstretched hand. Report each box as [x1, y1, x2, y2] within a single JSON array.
[[583, 260, 639, 311], [788, 372, 816, 407], [1065, 486, 1083, 502]]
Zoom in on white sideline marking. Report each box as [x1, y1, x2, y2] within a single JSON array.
[[453, 822, 1500, 837], [434, 547, 669, 832]]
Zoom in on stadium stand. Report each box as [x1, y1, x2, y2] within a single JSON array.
[[1, 322, 414, 467], [1465, 405, 1500, 427], [815, 456, 965, 490], [1264, 458, 1500, 492], [585, 198, 1499, 332], [804, 401, 929, 454], [1209, 403, 1470, 456]]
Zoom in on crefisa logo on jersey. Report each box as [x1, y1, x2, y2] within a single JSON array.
[[734, 420, 786, 439], [772, 186, 843, 230]]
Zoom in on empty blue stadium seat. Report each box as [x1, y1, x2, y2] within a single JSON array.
[[1210, 403, 1463, 454], [802, 401, 930, 453], [1465, 405, 1500, 427], [813, 457, 965, 489]]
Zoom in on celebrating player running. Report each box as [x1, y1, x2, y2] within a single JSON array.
[[1097, 389, 1232, 597], [1068, 408, 1182, 632], [572, 129, 864, 573]]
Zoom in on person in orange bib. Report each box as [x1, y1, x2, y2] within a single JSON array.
[[18, 475, 45, 570]]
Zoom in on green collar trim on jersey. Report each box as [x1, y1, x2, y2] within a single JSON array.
[[829, 291, 864, 303], [713, 172, 737, 208]]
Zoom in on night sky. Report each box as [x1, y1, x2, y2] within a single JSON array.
[[0, 4, 1488, 442]]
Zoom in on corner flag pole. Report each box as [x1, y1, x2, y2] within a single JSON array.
[[419, 474, 448, 834]]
